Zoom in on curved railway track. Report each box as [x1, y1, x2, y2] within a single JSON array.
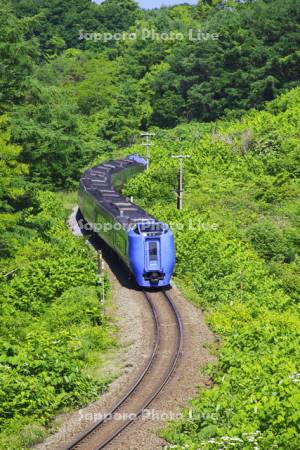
[[64, 289, 183, 450]]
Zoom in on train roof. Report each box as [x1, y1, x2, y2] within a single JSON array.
[[80, 157, 155, 229]]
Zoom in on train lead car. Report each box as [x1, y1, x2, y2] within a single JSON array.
[[78, 155, 175, 288]]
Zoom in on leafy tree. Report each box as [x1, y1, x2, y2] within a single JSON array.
[[10, 81, 97, 189], [150, 0, 300, 125], [12, 0, 98, 50], [0, 0, 39, 112], [97, 0, 140, 32], [0, 119, 28, 213], [11, 0, 141, 54]]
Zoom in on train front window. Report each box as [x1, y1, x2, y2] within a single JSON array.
[[149, 242, 158, 262]]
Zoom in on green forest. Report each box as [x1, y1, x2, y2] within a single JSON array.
[[0, 0, 299, 448]]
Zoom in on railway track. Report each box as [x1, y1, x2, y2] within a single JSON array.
[[63, 289, 183, 450]]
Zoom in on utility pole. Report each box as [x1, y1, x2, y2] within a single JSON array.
[[171, 154, 190, 210], [97, 250, 105, 306], [141, 132, 155, 170]]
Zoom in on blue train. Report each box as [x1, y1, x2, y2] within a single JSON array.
[[78, 155, 175, 288]]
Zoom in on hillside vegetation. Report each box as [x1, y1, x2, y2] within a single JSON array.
[[0, 0, 299, 448], [0, 184, 113, 448], [123, 88, 300, 449]]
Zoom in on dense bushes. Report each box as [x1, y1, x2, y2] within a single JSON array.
[[246, 221, 293, 262], [162, 303, 299, 449], [0, 191, 113, 448]]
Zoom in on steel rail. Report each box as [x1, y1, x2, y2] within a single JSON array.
[[64, 289, 183, 450], [64, 292, 160, 450]]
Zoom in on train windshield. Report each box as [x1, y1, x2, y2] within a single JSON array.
[[149, 242, 158, 262]]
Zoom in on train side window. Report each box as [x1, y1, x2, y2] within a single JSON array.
[[149, 242, 158, 262]]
